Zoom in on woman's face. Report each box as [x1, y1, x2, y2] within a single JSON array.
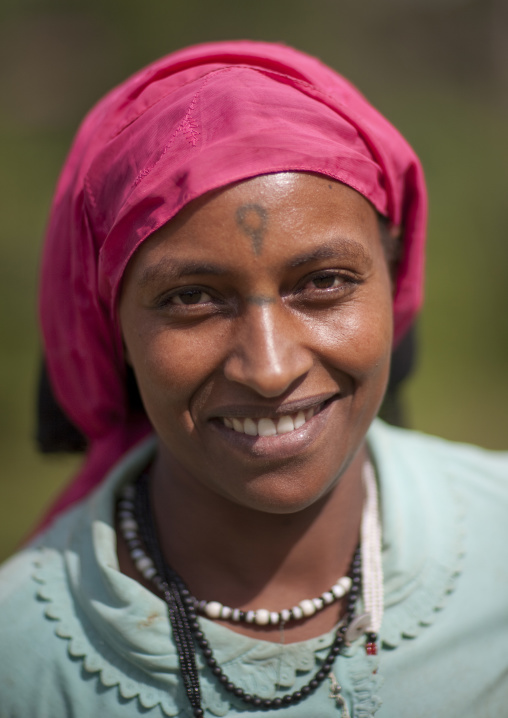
[[119, 173, 394, 513]]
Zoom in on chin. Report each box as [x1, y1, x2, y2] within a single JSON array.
[[213, 461, 344, 515]]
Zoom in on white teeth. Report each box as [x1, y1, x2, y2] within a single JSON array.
[[244, 418, 258, 436], [258, 418, 277, 437], [222, 403, 323, 436], [232, 418, 243, 432], [294, 410, 306, 429], [277, 416, 295, 434]]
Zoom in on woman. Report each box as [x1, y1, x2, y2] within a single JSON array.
[[0, 41, 507, 717]]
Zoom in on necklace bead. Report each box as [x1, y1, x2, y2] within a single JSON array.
[[254, 608, 270, 625]]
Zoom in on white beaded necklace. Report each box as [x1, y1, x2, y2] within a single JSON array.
[[194, 576, 352, 626], [361, 459, 384, 641], [118, 459, 383, 646]]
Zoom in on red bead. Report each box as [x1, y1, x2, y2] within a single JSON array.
[[365, 642, 377, 655]]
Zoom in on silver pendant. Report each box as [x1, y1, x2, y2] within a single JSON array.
[[345, 612, 371, 645]]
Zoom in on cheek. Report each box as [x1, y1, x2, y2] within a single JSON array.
[[126, 324, 225, 424], [312, 293, 393, 382]]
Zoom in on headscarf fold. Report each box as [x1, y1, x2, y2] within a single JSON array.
[[38, 40, 427, 529]]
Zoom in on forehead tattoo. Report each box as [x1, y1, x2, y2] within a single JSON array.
[[235, 204, 268, 256]]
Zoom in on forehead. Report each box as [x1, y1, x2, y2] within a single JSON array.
[[122, 172, 384, 286], [168, 172, 377, 235]]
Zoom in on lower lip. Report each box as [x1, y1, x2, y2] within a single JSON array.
[[209, 399, 338, 460]]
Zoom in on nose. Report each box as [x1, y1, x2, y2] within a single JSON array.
[[223, 303, 313, 397]]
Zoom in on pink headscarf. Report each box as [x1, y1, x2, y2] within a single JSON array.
[[38, 40, 427, 530]]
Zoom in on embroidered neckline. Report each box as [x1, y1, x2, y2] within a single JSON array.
[[30, 420, 464, 716]]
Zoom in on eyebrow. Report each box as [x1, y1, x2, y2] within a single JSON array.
[[138, 238, 372, 287], [287, 239, 373, 268], [138, 258, 226, 287]]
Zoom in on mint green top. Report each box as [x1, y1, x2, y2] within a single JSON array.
[[1, 420, 508, 717]]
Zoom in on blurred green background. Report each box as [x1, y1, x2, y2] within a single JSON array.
[[1, 0, 507, 562]]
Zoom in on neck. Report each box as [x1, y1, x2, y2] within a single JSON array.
[[150, 444, 366, 621]]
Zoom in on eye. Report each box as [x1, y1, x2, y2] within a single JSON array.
[[304, 272, 353, 292], [170, 288, 212, 305], [309, 274, 343, 290], [293, 270, 360, 304]]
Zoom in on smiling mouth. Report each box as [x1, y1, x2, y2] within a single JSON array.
[[221, 403, 325, 437]]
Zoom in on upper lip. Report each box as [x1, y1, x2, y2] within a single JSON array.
[[209, 392, 339, 420]]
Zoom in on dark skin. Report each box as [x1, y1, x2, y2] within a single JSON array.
[[117, 172, 396, 643]]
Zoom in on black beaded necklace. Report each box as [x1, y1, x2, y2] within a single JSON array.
[[133, 474, 361, 716]]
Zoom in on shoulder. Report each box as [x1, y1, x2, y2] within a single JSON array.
[[0, 523, 155, 718], [371, 419, 508, 560], [0, 438, 163, 717], [0, 546, 78, 716], [369, 422, 508, 715], [369, 419, 508, 497]]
